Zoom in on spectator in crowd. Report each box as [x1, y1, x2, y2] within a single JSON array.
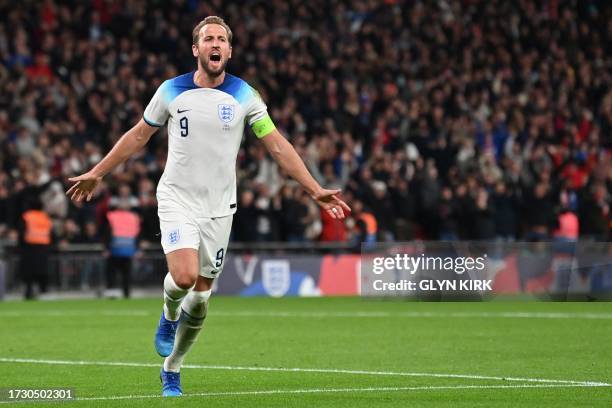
[[579, 183, 610, 241], [75, 220, 103, 290], [523, 182, 556, 241], [554, 190, 579, 242], [102, 201, 140, 298], [472, 188, 496, 240], [368, 180, 396, 241], [279, 185, 309, 242], [137, 178, 160, 246], [57, 218, 81, 246], [349, 199, 377, 246], [389, 178, 416, 240], [109, 184, 139, 212], [233, 190, 259, 242], [319, 203, 347, 243], [252, 184, 279, 242], [437, 186, 459, 241], [491, 182, 519, 242]]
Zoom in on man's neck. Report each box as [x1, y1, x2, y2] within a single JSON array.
[[194, 69, 225, 88]]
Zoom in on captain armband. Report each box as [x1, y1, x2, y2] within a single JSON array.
[[251, 115, 276, 138]]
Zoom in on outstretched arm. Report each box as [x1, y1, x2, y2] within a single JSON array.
[[66, 119, 158, 202], [260, 129, 351, 219]]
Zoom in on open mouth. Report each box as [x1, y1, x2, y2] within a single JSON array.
[[210, 53, 221, 62]]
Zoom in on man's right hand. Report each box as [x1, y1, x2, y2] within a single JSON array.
[[66, 172, 103, 202], [64, 119, 158, 203]]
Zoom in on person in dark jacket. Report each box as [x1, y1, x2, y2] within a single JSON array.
[[232, 190, 259, 242], [491, 182, 518, 241]]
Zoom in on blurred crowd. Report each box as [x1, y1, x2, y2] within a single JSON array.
[[0, 0, 610, 248]]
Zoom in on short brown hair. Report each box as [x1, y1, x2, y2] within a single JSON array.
[[192, 16, 233, 45]]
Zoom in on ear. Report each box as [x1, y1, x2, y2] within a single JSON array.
[[228, 45, 232, 59], [192, 43, 198, 57]]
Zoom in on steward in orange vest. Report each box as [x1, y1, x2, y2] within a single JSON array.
[[19, 198, 53, 299], [22, 209, 53, 245]]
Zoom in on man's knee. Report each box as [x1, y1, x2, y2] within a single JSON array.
[[167, 249, 199, 289], [172, 269, 198, 289]]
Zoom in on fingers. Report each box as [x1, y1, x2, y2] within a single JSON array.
[[328, 204, 345, 219], [67, 178, 99, 202], [317, 189, 341, 202], [336, 207, 345, 218], [70, 188, 80, 201], [69, 186, 87, 202], [327, 207, 338, 219], [332, 195, 352, 213], [65, 181, 80, 196], [68, 175, 87, 182]]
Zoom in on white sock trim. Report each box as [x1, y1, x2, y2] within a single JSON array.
[[164, 272, 194, 296], [181, 289, 212, 318], [163, 273, 191, 321], [163, 358, 180, 373], [189, 289, 212, 304]]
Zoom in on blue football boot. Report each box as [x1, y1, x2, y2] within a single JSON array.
[[160, 368, 182, 397], [154, 311, 179, 357]]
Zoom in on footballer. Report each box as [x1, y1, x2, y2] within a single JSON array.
[[66, 16, 350, 396]]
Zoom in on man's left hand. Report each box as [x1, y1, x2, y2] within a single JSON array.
[[312, 189, 351, 219]]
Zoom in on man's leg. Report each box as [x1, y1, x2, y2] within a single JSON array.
[[156, 248, 199, 358], [159, 215, 231, 396], [21, 248, 34, 299], [119, 257, 132, 299], [163, 276, 212, 373], [105, 257, 117, 297], [37, 248, 49, 294], [163, 249, 199, 318]]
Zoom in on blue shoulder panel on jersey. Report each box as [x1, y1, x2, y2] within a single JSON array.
[[214, 73, 254, 106], [160, 72, 200, 105], [160, 72, 253, 106]]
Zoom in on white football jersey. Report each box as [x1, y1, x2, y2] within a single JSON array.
[[144, 72, 272, 217]]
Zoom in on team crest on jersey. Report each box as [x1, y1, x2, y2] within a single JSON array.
[[168, 229, 180, 245], [218, 104, 234, 123]]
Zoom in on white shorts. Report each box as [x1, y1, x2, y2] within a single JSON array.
[[159, 209, 233, 279]]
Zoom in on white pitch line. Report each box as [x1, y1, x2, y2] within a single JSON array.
[[0, 357, 608, 387], [212, 311, 612, 320], [0, 311, 150, 317], [2, 310, 612, 320], [0, 383, 607, 404]]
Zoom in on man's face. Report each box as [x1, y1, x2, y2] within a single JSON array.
[[192, 24, 232, 77]]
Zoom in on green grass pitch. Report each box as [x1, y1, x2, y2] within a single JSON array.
[[0, 297, 611, 407]]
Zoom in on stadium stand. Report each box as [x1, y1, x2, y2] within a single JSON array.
[[0, 0, 610, 248]]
